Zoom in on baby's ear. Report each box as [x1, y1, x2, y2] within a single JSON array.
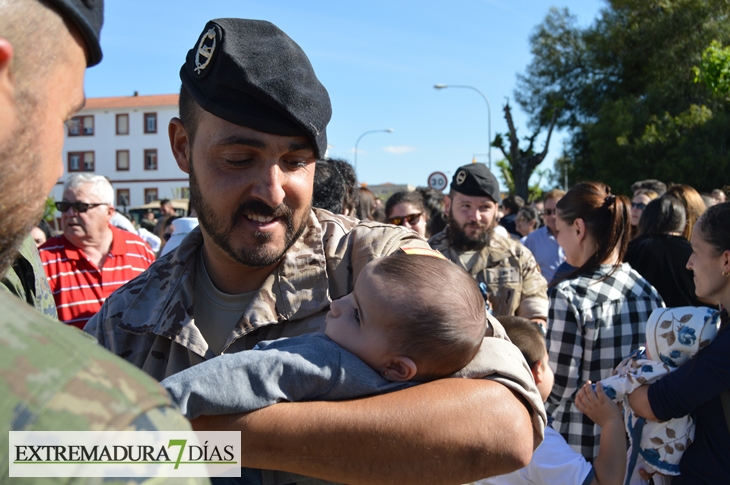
[[531, 360, 545, 385], [382, 356, 417, 382]]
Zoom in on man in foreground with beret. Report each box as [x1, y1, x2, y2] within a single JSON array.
[[429, 163, 549, 322], [0, 1, 209, 483], [85, 18, 545, 484]]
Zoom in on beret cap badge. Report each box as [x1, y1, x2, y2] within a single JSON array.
[[194, 27, 220, 77], [180, 18, 332, 159], [450, 163, 501, 202]]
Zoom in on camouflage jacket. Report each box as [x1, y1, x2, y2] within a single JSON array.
[[0, 234, 57, 319], [429, 227, 549, 319], [85, 209, 430, 381], [0, 290, 208, 485]]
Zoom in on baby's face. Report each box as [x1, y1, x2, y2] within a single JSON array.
[[324, 262, 393, 372]]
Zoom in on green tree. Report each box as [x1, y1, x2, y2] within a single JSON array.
[[694, 40, 730, 98], [43, 197, 56, 222], [517, 1, 730, 194]]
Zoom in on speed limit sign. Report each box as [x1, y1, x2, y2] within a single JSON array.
[[427, 171, 448, 192]]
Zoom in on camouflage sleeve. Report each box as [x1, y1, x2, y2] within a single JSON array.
[[1, 292, 211, 484], [516, 246, 549, 320], [452, 317, 547, 446], [347, 221, 430, 285], [1, 234, 58, 319], [322, 215, 431, 299]]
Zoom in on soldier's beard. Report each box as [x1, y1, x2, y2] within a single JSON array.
[[447, 207, 496, 251], [189, 158, 309, 268], [0, 96, 47, 279]]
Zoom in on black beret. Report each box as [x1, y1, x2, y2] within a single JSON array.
[[450, 163, 501, 202], [45, 0, 104, 67], [180, 19, 332, 159]]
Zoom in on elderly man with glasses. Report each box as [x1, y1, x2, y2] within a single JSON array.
[[39, 174, 155, 328]]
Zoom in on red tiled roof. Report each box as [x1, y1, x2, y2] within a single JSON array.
[[84, 94, 178, 110]]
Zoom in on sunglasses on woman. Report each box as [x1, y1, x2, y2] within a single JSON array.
[[388, 213, 422, 226], [631, 202, 646, 210]]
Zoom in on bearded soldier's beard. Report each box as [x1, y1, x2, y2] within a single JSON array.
[[189, 157, 309, 268], [447, 207, 496, 251]]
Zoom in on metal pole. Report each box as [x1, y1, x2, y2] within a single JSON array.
[[354, 129, 394, 174], [434, 84, 492, 169]]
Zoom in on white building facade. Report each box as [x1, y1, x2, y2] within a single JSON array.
[[55, 94, 188, 212]]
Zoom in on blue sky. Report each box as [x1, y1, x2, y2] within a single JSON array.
[[86, 0, 604, 189]]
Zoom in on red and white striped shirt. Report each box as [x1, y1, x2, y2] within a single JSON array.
[[39, 225, 155, 329]]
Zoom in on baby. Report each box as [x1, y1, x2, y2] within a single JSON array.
[[599, 306, 720, 485], [161, 249, 488, 419]]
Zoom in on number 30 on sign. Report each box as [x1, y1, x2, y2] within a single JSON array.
[[427, 172, 448, 192]]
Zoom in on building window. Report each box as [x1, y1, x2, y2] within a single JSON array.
[[116, 114, 129, 135], [144, 113, 157, 134], [117, 189, 130, 208], [67, 115, 94, 136], [116, 150, 130, 171], [68, 151, 95, 172], [144, 149, 158, 170], [144, 188, 158, 204]]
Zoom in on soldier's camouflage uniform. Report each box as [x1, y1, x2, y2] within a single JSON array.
[[429, 226, 549, 319], [1, 234, 58, 319], [85, 209, 546, 485], [0, 285, 208, 484]]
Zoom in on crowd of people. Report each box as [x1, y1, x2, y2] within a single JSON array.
[[1, 1, 729, 485], [313, 156, 730, 484]]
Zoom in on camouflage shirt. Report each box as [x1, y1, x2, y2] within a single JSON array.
[[429, 227, 549, 319], [0, 290, 208, 485], [1, 234, 57, 319], [85, 209, 430, 381]]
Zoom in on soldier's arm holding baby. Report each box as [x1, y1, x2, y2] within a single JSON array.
[[193, 378, 535, 485]]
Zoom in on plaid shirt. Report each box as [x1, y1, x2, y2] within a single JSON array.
[[545, 263, 664, 460]]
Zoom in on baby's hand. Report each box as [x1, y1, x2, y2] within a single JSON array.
[[575, 381, 622, 428]]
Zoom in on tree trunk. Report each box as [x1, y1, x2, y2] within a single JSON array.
[[495, 102, 558, 199]]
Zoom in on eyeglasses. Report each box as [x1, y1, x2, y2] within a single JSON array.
[[55, 201, 108, 213], [544, 208, 556, 216], [631, 202, 647, 210], [388, 213, 422, 226]]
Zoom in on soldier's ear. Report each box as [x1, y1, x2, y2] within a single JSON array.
[[169, 118, 191, 174], [0, 38, 16, 126], [444, 195, 451, 213]]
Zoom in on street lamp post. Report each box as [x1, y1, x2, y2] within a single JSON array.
[[434, 84, 492, 169], [354, 128, 394, 174]]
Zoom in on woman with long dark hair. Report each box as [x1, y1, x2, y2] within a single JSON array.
[[625, 195, 708, 308], [665, 184, 706, 241], [546, 182, 664, 461], [628, 202, 730, 484]]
